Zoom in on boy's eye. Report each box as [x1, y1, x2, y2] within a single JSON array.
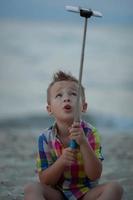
[[55, 93, 62, 98], [71, 92, 77, 96]]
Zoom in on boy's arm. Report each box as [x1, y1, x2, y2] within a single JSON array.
[[80, 140, 102, 181], [69, 122, 102, 181], [39, 147, 76, 186], [39, 157, 65, 186]]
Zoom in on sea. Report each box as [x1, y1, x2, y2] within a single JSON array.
[[0, 19, 133, 132]]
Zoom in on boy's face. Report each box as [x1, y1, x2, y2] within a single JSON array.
[[47, 81, 87, 123]]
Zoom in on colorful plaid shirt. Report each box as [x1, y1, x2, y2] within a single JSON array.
[[36, 120, 104, 200]]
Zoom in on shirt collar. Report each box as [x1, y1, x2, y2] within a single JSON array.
[[50, 120, 86, 137], [50, 121, 59, 138]]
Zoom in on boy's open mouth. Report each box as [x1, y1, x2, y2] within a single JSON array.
[[63, 104, 72, 110]]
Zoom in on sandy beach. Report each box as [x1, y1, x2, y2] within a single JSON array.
[[0, 125, 133, 200]]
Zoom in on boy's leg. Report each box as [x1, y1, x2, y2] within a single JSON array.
[[24, 182, 65, 200], [81, 182, 123, 200], [24, 183, 45, 200]]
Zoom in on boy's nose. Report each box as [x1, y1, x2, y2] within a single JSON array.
[[63, 97, 70, 102]]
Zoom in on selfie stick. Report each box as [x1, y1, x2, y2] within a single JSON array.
[[65, 6, 102, 148]]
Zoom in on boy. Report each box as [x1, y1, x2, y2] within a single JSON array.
[[24, 71, 123, 200]]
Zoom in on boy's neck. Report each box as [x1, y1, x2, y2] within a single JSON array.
[[55, 120, 73, 137]]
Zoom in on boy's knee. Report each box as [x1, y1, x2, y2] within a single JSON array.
[[24, 183, 35, 194], [107, 181, 123, 195], [24, 182, 45, 200], [24, 182, 64, 200], [24, 182, 43, 195], [24, 183, 34, 200]]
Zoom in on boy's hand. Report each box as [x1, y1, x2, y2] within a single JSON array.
[[59, 147, 77, 166], [69, 122, 87, 147]]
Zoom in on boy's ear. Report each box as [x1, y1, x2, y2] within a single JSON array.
[[46, 104, 52, 115], [82, 102, 88, 112]]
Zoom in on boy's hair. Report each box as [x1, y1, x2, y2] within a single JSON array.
[[47, 70, 85, 104]]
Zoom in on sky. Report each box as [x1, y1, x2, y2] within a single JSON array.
[[0, 0, 133, 25]]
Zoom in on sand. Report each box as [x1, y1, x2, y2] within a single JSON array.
[[0, 126, 133, 200]]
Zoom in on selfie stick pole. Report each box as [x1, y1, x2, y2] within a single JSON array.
[[65, 6, 102, 148]]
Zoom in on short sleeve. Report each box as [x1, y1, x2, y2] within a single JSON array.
[[88, 127, 104, 161], [36, 134, 53, 172]]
